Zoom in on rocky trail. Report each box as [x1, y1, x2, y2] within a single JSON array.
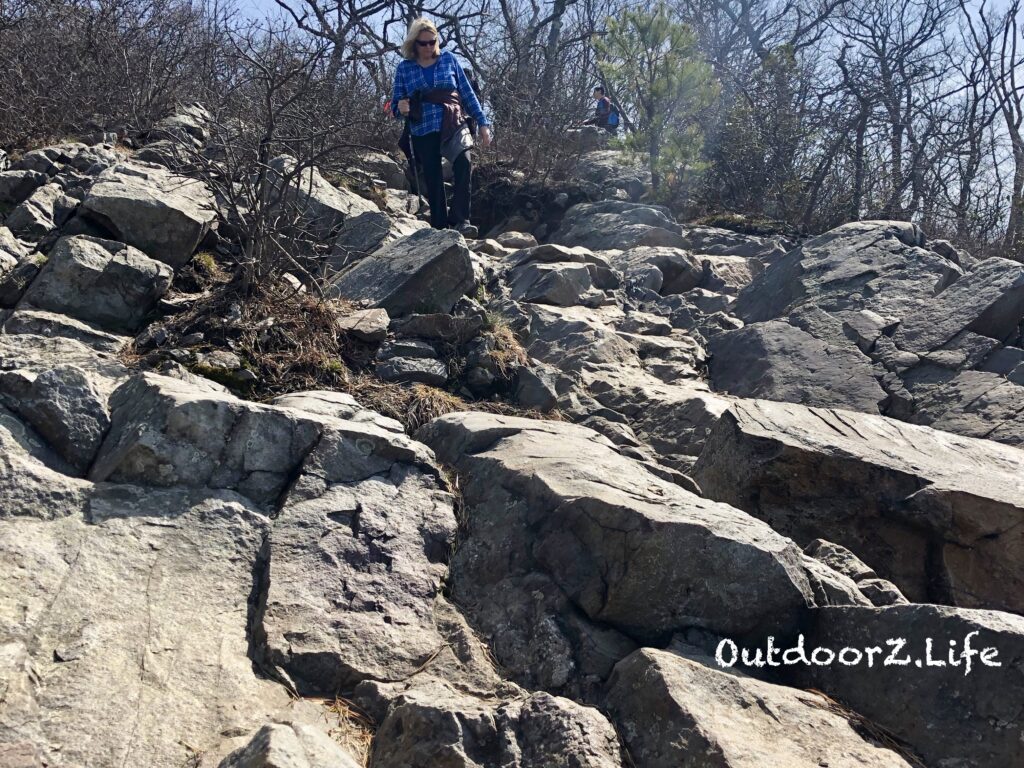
[[1, 111, 1022, 768]]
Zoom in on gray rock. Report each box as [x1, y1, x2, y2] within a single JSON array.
[[11, 142, 118, 177], [893, 257, 1024, 352], [338, 307, 390, 342], [376, 355, 448, 386], [147, 102, 212, 146], [708, 321, 887, 412], [904, 367, 1024, 446], [0, 405, 91, 518], [0, 487, 310, 767], [4, 183, 77, 240], [496, 231, 538, 249], [268, 390, 404, 433], [509, 261, 594, 306], [0, 170, 47, 205], [550, 201, 686, 251], [0, 365, 109, 474], [610, 246, 703, 294], [21, 235, 172, 332], [2, 309, 127, 353], [680, 225, 789, 261], [266, 155, 377, 241], [328, 209, 427, 273], [804, 539, 908, 607], [513, 361, 565, 412], [256, 416, 453, 693], [89, 373, 322, 507], [571, 149, 650, 199], [329, 228, 475, 316], [347, 149, 407, 189], [390, 312, 486, 343], [700, 253, 765, 294], [80, 160, 217, 267], [418, 412, 843, 697], [367, 680, 623, 768], [607, 648, 912, 768], [377, 338, 436, 360], [693, 398, 1024, 613], [804, 604, 1024, 768], [219, 722, 361, 768]]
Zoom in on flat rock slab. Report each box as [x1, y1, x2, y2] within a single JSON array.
[[329, 228, 475, 316], [607, 648, 912, 768], [804, 604, 1024, 768], [693, 399, 1024, 613], [418, 412, 840, 696], [0, 488, 302, 767], [80, 160, 217, 268]]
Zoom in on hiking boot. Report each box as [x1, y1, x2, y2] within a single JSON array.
[[450, 220, 478, 238]]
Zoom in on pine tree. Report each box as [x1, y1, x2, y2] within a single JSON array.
[[595, 3, 717, 196]]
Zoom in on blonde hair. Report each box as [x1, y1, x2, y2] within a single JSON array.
[[402, 18, 441, 60]]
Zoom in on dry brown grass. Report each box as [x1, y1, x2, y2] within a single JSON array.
[[320, 697, 376, 766]]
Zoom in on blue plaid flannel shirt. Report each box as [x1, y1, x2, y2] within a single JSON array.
[[391, 51, 490, 137]]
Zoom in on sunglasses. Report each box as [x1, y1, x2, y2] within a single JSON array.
[[416, 39, 436, 46]]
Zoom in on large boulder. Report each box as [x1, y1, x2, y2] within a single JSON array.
[[256, 444, 456, 693], [20, 235, 172, 332], [80, 161, 217, 267], [693, 398, 1024, 614], [327, 209, 427, 273], [708, 320, 888, 412], [0, 364, 109, 474], [606, 648, 912, 768], [679, 225, 789, 261], [329, 227, 475, 316], [550, 201, 686, 251], [0, 170, 47, 205], [609, 246, 703, 295], [804, 604, 1024, 768], [218, 722, 361, 768], [0, 487, 311, 767], [365, 680, 623, 768], [266, 154, 378, 241], [4, 183, 77, 240], [418, 412, 851, 697]]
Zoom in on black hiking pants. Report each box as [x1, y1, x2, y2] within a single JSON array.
[[411, 130, 472, 229]]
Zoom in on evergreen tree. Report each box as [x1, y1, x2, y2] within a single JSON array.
[[595, 4, 717, 196]]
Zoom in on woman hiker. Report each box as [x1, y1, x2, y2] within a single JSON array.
[[391, 17, 492, 237]]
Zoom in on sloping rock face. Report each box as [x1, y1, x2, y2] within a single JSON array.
[[0, 484, 306, 768], [713, 220, 1024, 445], [693, 399, 1024, 613], [606, 648, 911, 768], [418, 412, 866, 699], [804, 604, 1024, 768], [80, 161, 217, 267]]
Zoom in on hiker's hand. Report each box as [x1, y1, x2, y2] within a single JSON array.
[[398, 98, 410, 116], [479, 126, 492, 147]]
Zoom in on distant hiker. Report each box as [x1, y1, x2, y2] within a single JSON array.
[[588, 86, 619, 135], [391, 17, 492, 237]]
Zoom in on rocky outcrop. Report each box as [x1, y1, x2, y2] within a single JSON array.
[[418, 411, 861, 698], [714, 220, 1024, 446], [219, 722, 361, 768], [550, 201, 687, 251], [804, 604, 1024, 768], [80, 160, 217, 267], [693, 398, 1024, 613], [20, 235, 172, 332], [606, 648, 912, 767]]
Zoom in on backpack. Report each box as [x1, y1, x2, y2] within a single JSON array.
[[607, 105, 620, 126]]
